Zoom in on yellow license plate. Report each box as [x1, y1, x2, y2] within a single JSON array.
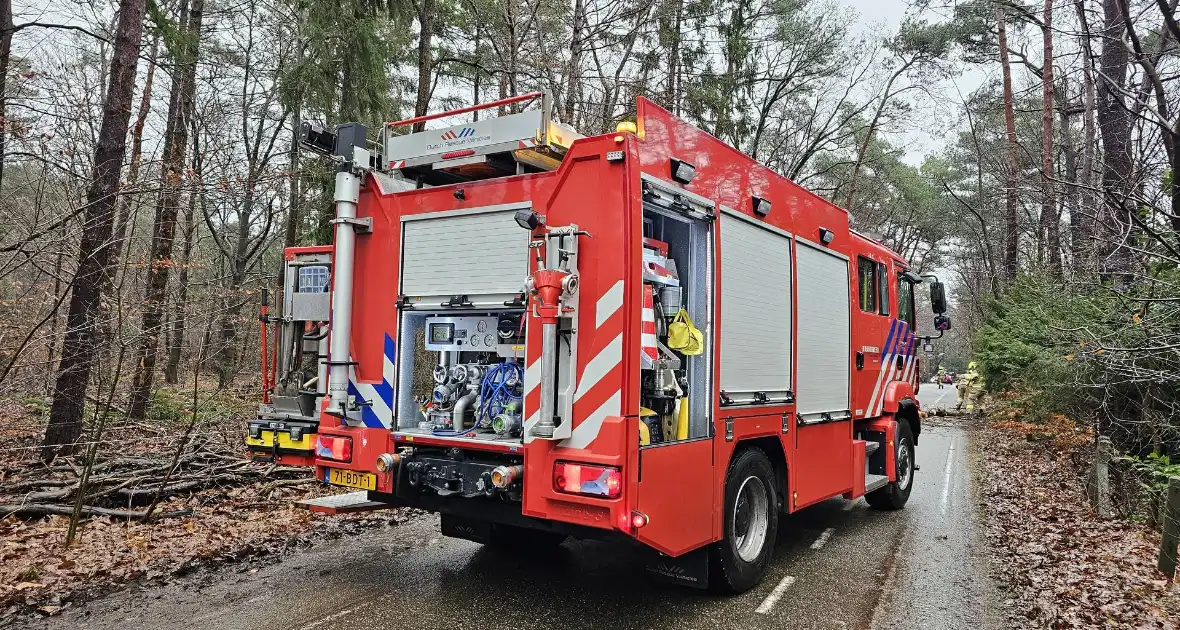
[[327, 468, 377, 490]]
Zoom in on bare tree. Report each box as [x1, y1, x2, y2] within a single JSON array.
[[128, 0, 206, 419], [43, 0, 148, 460]]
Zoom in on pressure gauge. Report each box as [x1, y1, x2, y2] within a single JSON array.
[[485, 334, 496, 346], [470, 335, 481, 347], [477, 320, 488, 332]]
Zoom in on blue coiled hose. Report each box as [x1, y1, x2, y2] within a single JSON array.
[[479, 361, 523, 423]]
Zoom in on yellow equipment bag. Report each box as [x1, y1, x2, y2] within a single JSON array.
[[667, 309, 704, 355]]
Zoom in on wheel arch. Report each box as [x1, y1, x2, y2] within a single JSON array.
[[895, 397, 921, 445], [732, 436, 788, 513]]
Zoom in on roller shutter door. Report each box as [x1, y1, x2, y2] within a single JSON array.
[[795, 242, 851, 419], [401, 206, 530, 304], [719, 214, 792, 401]]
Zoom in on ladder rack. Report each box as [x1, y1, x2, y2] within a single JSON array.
[[381, 92, 582, 185]]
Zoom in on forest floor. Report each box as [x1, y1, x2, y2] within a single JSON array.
[[0, 389, 398, 623], [975, 407, 1180, 629]]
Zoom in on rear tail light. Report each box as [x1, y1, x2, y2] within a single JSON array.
[[315, 436, 352, 462], [553, 462, 622, 499]]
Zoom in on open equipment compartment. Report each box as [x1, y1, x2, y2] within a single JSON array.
[[395, 309, 527, 443], [639, 184, 714, 443]]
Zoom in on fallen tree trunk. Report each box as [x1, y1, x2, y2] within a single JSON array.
[[0, 503, 192, 519]]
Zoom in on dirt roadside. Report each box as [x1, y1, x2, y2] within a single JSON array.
[[972, 416, 1180, 629]]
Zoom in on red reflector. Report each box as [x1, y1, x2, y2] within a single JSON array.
[[441, 149, 476, 160], [553, 462, 621, 499], [631, 511, 649, 529], [315, 436, 352, 462]]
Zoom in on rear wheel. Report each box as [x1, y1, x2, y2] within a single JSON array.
[[710, 448, 779, 593], [866, 420, 915, 510]]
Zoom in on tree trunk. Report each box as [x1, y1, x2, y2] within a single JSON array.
[[997, 5, 1020, 280], [1074, 0, 1098, 270], [128, 0, 204, 419], [412, 0, 435, 132], [563, 0, 585, 124], [1097, 0, 1135, 278], [43, 0, 148, 460], [1058, 75, 1081, 269], [1040, 0, 1061, 276], [845, 60, 911, 212], [0, 0, 14, 193], [217, 270, 247, 388], [663, 0, 683, 115], [164, 123, 201, 385], [112, 34, 161, 266]]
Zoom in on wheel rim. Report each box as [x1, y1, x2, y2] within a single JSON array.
[[732, 475, 770, 563], [897, 437, 913, 490]]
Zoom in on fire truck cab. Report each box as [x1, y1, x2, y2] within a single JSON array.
[[271, 93, 950, 592]]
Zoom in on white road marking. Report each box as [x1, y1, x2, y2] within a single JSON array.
[[940, 439, 957, 516], [810, 527, 835, 550], [298, 598, 379, 630], [755, 575, 797, 614]]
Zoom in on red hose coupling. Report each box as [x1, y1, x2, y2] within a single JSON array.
[[530, 269, 576, 323]]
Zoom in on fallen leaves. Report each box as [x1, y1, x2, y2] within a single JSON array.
[[978, 421, 1180, 629], [0, 396, 393, 621]]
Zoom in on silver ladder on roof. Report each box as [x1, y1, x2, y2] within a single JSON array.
[[381, 91, 583, 182]]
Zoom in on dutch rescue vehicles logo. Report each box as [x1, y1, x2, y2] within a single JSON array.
[[425, 125, 493, 152], [440, 127, 476, 140]]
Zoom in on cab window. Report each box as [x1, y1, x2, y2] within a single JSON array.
[[857, 257, 877, 312], [877, 262, 890, 316], [897, 274, 916, 328]]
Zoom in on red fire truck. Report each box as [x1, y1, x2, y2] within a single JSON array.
[[248, 92, 951, 592]]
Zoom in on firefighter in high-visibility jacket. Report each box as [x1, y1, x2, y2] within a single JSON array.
[[936, 365, 946, 389], [955, 362, 984, 411]]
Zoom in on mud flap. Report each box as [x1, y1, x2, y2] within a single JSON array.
[[643, 546, 709, 589], [441, 514, 494, 544]]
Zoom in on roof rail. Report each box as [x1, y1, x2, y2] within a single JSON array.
[[381, 91, 582, 185]]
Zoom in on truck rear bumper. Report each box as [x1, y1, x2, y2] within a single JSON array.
[[368, 487, 633, 545]]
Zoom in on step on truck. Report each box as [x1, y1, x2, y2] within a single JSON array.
[[253, 92, 952, 592]]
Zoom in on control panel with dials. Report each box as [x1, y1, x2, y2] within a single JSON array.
[[423, 316, 501, 351]]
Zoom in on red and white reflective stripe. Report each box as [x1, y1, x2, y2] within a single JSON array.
[[389, 159, 406, 169], [641, 285, 658, 364]]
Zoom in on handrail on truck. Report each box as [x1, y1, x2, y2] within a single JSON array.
[[386, 92, 545, 128]]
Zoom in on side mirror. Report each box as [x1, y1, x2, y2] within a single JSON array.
[[929, 280, 947, 314], [934, 314, 951, 332]]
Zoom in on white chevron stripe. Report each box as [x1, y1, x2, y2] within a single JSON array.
[[596, 280, 624, 329], [574, 333, 622, 399], [865, 329, 897, 416], [384, 352, 396, 384], [562, 390, 621, 449], [901, 343, 915, 386], [523, 357, 541, 399], [875, 336, 912, 417]]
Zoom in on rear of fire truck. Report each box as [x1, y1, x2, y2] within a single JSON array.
[[255, 91, 951, 593]]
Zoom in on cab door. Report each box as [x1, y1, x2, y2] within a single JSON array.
[[851, 254, 898, 419]]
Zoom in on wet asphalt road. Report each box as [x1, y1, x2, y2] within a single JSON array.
[[29, 383, 998, 630]]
